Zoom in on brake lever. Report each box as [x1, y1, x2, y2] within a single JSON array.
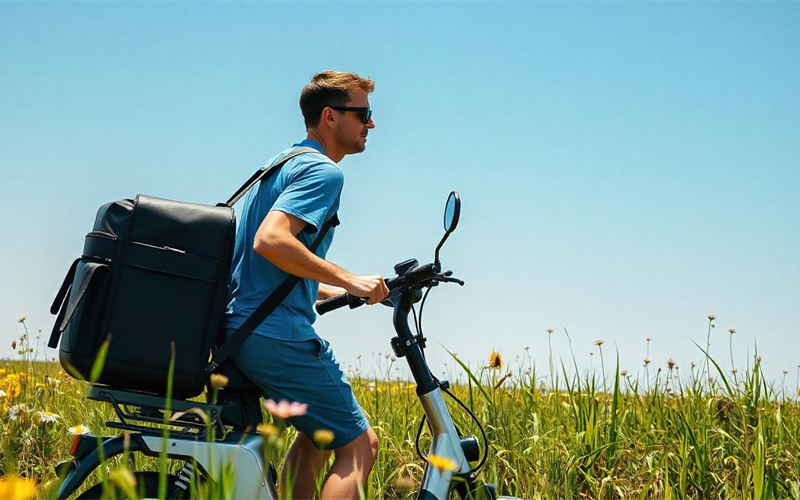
[[437, 277, 465, 286]]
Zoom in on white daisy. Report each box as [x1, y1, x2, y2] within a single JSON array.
[[38, 411, 61, 423], [68, 424, 91, 435]]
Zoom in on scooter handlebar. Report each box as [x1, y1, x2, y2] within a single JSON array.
[[315, 293, 358, 316]]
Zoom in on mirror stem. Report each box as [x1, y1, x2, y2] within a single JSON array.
[[434, 231, 452, 272]]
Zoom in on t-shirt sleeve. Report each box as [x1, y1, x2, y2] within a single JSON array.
[[270, 160, 344, 233]]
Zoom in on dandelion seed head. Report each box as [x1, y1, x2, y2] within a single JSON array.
[[728, 328, 736, 334], [620, 370, 628, 377], [667, 358, 676, 370], [17, 316, 26, 323], [643, 358, 651, 366], [546, 328, 554, 334], [707, 314, 716, 321]]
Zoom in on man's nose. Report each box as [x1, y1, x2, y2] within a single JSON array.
[[366, 117, 375, 129]]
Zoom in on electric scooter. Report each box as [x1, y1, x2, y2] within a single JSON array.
[[53, 191, 518, 499]]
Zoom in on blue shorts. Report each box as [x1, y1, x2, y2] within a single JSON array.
[[228, 331, 369, 450]]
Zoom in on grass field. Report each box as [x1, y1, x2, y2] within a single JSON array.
[[2, 316, 800, 499]]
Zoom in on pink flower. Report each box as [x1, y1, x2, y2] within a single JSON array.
[[264, 399, 308, 419]]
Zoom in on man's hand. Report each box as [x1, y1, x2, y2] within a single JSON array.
[[344, 274, 389, 305]]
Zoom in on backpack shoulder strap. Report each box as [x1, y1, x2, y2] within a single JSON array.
[[223, 146, 320, 207], [206, 212, 340, 373]]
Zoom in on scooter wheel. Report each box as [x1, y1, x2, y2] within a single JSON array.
[[76, 471, 182, 499]]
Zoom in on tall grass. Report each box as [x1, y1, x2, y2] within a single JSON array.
[[2, 316, 800, 499]]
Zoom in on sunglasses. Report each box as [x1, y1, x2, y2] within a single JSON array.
[[331, 106, 372, 124]]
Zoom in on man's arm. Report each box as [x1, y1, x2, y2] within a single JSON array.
[[254, 210, 389, 304], [318, 286, 347, 301]]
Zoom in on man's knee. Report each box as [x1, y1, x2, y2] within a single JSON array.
[[335, 427, 379, 466]]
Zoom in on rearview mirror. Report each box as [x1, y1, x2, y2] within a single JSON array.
[[435, 191, 460, 270], [444, 191, 461, 233]]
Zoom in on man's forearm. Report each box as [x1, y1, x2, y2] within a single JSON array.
[[317, 286, 347, 301], [255, 234, 352, 289]]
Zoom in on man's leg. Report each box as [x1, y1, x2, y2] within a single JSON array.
[[321, 427, 379, 500], [281, 432, 332, 499]]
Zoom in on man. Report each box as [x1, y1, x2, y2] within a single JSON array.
[[222, 71, 389, 499]]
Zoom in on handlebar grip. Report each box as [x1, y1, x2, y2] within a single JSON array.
[[316, 293, 355, 316]]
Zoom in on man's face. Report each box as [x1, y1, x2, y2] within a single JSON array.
[[332, 89, 375, 155]]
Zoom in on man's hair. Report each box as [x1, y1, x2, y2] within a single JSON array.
[[300, 71, 375, 129]]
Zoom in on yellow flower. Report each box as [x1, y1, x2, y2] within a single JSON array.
[[313, 429, 335, 447], [0, 474, 37, 500], [209, 373, 229, 390], [257, 423, 279, 439], [486, 351, 503, 370], [427, 454, 458, 473]]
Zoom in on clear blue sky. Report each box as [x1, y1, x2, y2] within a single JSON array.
[[1, 2, 798, 388]]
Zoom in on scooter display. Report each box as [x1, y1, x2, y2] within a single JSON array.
[[53, 191, 517, 500]]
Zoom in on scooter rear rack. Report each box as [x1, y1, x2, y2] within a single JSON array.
[[87, 385, 225, 439]]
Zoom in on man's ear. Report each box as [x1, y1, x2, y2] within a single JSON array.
[[322, 107, 335, 126]]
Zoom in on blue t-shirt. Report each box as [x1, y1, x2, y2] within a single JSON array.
[[222, 139, 343, 341]]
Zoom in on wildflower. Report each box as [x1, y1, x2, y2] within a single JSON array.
[[546, 328, 554, 334], [731, 368, 738, 375], [594, 339, 604, 346], [390, 355, 397, 362], [313, 429, 335, 447], [68, 424, 91, 435], [646, 336, 651, 342], [589, 351, 594, 356], [486, 351, 503, 370], [427, 454, 458, 473], [783, 370, 789, 375], [620, 370, 628, 377], [691, 361, 697, 369], [10, 341, 16, 350], [8, 404, 27, 421], [667, 359, 676, 370], [643, 358, 651, 366], [38, 411, 61, 423], [756, 355, 762, 363], [18, 351, 23, 356], [17, 316, 26, 324], [707, 314, 716, 321], [209, 373, 229, 390], [0, 474, 37, 500], [27, 348, 33, 353], [395, 477, 415, 494], [257, 423, 279, 439], [264, 399, 308, 420], [728, 328, 736, 334]]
